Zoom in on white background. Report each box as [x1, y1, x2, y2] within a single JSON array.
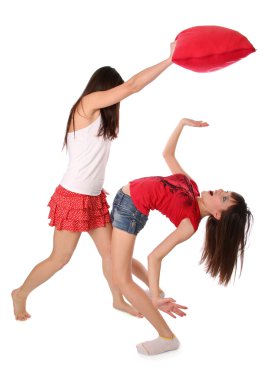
[[1, 0, 265, 379]]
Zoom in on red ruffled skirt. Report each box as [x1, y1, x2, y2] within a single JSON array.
[[48, 185, 111, 232]]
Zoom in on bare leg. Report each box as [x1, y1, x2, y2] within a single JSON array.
[[88, 223, 142, 317], [111, 227, 174, 338], [131, 258, 165, 297], [12, 229, 81, 321], [132, 258, 149, 286]]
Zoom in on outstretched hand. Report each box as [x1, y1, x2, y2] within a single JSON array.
[[153, 297, 188, 319], [181, 118, 209, 128]]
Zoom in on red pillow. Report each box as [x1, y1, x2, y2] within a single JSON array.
[[172, 25, 256, 72]]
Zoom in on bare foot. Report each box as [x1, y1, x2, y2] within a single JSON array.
[[113, 300, 143, 318], [11, 289, 31, 321]]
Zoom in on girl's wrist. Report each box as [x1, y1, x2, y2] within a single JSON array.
[[151, 298, 158, 307], [151, 294, 160, 304], [166, 56, 173, 65], [180, 119, 187, 128]]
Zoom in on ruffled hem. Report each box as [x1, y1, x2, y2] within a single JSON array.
[[48, 212, 111, 231], [47, 185, 111, 232]]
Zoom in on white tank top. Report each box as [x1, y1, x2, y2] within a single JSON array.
[[60, 115, 111, 195]]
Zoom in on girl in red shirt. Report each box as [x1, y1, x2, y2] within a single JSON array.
[[110, 118, 252, 355]]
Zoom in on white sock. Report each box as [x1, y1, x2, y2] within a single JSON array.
[[136, 335, 180, 355]]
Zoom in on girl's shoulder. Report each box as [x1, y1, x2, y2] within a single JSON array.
[[68, 113, 101, 134]]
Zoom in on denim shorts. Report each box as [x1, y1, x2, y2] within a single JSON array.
[[111, 189, 148, 236]]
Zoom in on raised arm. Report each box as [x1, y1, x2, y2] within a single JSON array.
[[147, 218, 195, 316], [82, 42, 176, 114], [163, 118, 209, 178]]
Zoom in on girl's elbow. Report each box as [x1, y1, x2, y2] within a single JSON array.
[[148, 253, 155, 264], [125, 79, 139, 94], [162, 151, 172, 161], [148, 252, 161, 263]]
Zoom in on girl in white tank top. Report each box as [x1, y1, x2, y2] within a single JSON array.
[[12, 42, 176, 322]]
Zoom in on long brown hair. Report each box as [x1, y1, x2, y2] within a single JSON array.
[[201, 192, 253, 286], [63, 66, 124, 148]]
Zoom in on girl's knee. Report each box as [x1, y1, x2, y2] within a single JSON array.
[[49, 251, 72, 270], [112, 272, 131, 290]]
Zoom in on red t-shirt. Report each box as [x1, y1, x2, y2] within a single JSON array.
[[129, 174, 201, 231]]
